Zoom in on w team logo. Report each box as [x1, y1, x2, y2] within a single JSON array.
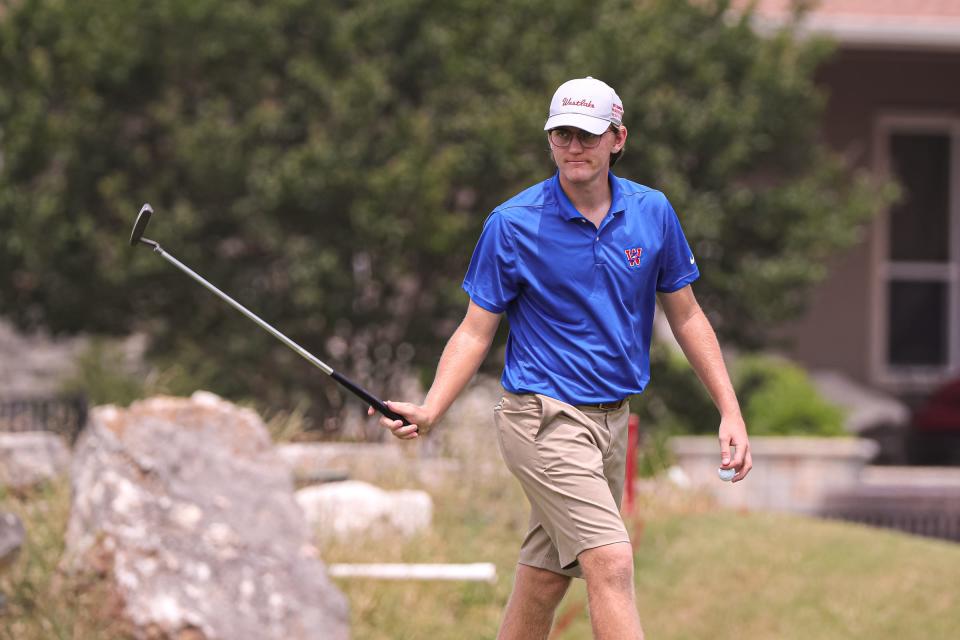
[[624, 247, 643, 268]]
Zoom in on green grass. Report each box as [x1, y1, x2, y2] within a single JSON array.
[[631, 511, 959, 639], [319, 468, 960, 640], [3, 470, 959, 639], [318, 471, 529, 640]]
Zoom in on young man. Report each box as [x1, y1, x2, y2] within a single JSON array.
[[372, 77, 752, 640]]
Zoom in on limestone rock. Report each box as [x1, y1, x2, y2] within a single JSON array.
[[64, 391, 349, 640], [0, 319, 87, 396], [296, 480, 432, 540], [0, 511, 25, 574], [0, 431, 71, 490]]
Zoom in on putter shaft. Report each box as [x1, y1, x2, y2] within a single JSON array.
[[155, 246, 334, 376], [130, 203, 411, 428]]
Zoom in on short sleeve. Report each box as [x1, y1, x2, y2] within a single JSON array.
[[656, 199, 700, 293], [462, 212, 520, 313]]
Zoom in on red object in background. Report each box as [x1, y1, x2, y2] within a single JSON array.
[[623, 414, 640, 515], [913, 378, 960, 433]]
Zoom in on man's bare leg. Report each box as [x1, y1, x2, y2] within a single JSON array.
[[497, 563, 572, 640], [579, 542, 644, 640]]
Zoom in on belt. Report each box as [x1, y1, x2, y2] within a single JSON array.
[[576, 399, 627, 411]]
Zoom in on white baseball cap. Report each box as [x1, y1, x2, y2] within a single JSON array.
[[544, 76, 624, 135]]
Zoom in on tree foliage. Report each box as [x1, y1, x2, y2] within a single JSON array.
[[0, 0, 885, 430]]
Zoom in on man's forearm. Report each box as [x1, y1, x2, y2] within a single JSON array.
[[422, 325, 495, 424], [670, 310, 741, 419], [659, 287, 751, 478]]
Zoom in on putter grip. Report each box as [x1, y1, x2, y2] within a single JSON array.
[[330, 371, 413, 428]]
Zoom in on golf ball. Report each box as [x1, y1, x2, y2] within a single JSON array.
[[718, 467, 736, 482]]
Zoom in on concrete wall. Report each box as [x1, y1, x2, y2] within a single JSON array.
[[670, 436, 879, 514]]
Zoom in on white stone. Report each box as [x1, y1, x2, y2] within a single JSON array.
[[191, 390, 223, 407], [170, 503, 204, 530], [190, 562, 211, 582], [0, 431, 71, 490], [0, 319, 88, 396], [296, 480, 433, 540], [108, 475, 143, 514], [149, 593, 185, 626]]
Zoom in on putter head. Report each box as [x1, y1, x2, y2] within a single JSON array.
[[129, 203, 154, 246]]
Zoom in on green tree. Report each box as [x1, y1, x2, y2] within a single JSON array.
[[0, 0, 886, 433]]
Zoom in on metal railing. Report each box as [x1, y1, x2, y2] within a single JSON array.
[[820, 486, 960, 543], [0, 395, 88, 444]]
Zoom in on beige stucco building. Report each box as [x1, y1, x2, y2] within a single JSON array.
[[747, 1, 960, 409]]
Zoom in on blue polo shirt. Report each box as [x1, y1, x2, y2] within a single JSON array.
[[462, 172, 699, 404]]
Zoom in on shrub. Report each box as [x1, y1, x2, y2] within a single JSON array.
[[59, 338, 206, 407], [735, 354, 845, 436], [58, 339, 145, 407], [636, 348, 846, 438]]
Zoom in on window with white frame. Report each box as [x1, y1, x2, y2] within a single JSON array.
[[875, 117, 960, 388]]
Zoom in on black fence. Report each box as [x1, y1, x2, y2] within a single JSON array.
[[0, 395, 88, 444], [821, 486, 960, 543]]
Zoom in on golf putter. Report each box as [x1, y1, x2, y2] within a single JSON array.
[[129, 203, 413, 430]]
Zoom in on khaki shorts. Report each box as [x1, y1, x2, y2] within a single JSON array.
[[494, 391, 631, 579]]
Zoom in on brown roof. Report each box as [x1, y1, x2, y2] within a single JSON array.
[[734, 0, 960, 50]]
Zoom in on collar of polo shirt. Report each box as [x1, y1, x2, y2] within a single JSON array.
[[551, 171, 627, 221]]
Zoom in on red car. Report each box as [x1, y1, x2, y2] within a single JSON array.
[[910, 378, 960, 465]]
